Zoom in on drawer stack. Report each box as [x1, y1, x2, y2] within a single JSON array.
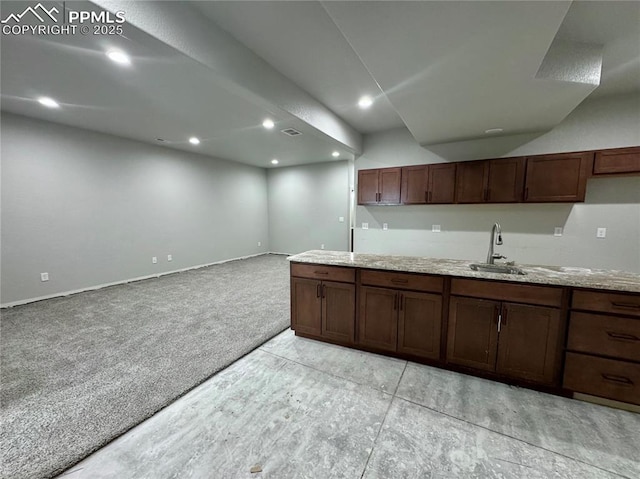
[[564, 290, 640, 405]]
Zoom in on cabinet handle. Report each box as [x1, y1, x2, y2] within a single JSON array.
[[316, 284, 321, 298], [314, 271, 329, 275], [606, 331, 639, 341], [390, 278, 408, 284], [322, 285, 326, 299], [497, 313, 502, 333], [611, 301, 640, 310], [601, 373, 634, 386], [399, 293, 403, 311]]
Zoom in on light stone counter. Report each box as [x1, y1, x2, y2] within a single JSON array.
[[288, 250, 640, 293]]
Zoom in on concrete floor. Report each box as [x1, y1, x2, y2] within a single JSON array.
[[60, 329, 639, 479]]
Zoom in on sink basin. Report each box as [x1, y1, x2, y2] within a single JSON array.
[[469, 263, 526, 275]]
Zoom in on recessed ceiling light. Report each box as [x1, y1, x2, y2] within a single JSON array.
[[189, 137, 200, 145], [271, 159, 279, 165], [262, 118, 275, 129], [106, 49, 131, 65], [332, 151, 340, 158], [358, 95, 373, 109], [484, 128, 504, 134], [37, 97, 59, 108]]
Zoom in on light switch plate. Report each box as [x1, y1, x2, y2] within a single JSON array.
[[596, 227, 607, 238], [362, 223, 369, 230], [167, 254, 173, 261], [383, 223, 388, 230], [152, 257, 158, 264], [40, 272, 49, 282], [554, 227, 563, 237], [432, 224, 441, 233], [338, 216, 345, 223]]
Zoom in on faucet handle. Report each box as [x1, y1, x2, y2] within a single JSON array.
[[492, 253, 507, 260]]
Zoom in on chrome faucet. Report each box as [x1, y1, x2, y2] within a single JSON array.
[[486, 223, 507, 264]]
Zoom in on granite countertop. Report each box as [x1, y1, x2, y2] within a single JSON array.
[[287, 250, 640, 293]]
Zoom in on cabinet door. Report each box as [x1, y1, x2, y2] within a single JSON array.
[[427, 163, 456, 203], [401, 165, 428, 204], [291, 277, 321, 336], [358, 286, 398, 352], [398, 291, 442, 360], [593, 147, 640, 175], [379, 167, 402, 204], [495, 303, 561, 385], [487, 158, 525, 203], [358, 169, 380, 205], [524, 152, 593, 202], [455, 161, 489, 203], [447, 296, 499, 371], [321, 281, 356, 344]]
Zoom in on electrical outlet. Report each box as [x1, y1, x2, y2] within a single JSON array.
[[257, 241, 261, 247], [321, 244, 325, 250], [167, 254, 172, 261], [596, 227, 607, 238], [432, 224, 441, 233], [40, 272, 49, 282], [338, 216, 345, 223], [554, 227, 563, 237], [383, 223, 388, 230], [152, 256, 158, 264], [362, 222, 369, 230]]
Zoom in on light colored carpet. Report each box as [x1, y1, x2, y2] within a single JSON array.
[[0, 254, 290, 479]]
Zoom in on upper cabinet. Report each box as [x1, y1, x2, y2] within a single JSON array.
[[455, 158, 525, 203], [455, 161, 488, 203], [358, 167, 401, 205], [592, 146, 640, 175], [524, 152, 593, 203], [356, 146, 636, 207], [401, 163, 456, 205]]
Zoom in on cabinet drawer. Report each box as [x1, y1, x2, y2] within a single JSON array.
[[360, 269, 443, 293], [572, 290, 640, 317], [563, 352, 640, 405], [290, 263, 355, 283], [451, 278, 562, 307], [568, 312, 640, 362]]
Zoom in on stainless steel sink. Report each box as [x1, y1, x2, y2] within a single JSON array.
[[469, 263, 526, 275]]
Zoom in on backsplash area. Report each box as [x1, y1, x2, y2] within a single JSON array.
[[354, 176, 640, 273]]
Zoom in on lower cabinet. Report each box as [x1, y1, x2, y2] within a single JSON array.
[[358, 286, 442, 359], [447, 296, 562, 385], [291, 276, 355, 344]]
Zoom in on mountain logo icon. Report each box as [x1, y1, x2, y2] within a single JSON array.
[[1, 3, 60, 24]]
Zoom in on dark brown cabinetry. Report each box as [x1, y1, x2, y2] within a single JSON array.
[[358, 270, 443, 358], [486, 157, 526, 203], [524, 152, 593, 202], [447, 279, 564, 385], [564, 290, 640, 405], [455, 161, 488, 203], [593, 146, 640, 175], [358, 167, 401, 205], [400, 163, 457, 205], [358, 146, 636, 207], [455, 158, 525, 203], [290, 264, 356, 344]]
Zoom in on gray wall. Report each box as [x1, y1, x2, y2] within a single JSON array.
[[1, 113, 269, 304], [267, 161, 349, 254], [354, 93, 640, 272]]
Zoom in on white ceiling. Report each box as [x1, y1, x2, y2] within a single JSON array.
[[1, 0, 639, 167]]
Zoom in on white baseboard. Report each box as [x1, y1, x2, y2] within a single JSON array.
[[1, 252, 282, 308]]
